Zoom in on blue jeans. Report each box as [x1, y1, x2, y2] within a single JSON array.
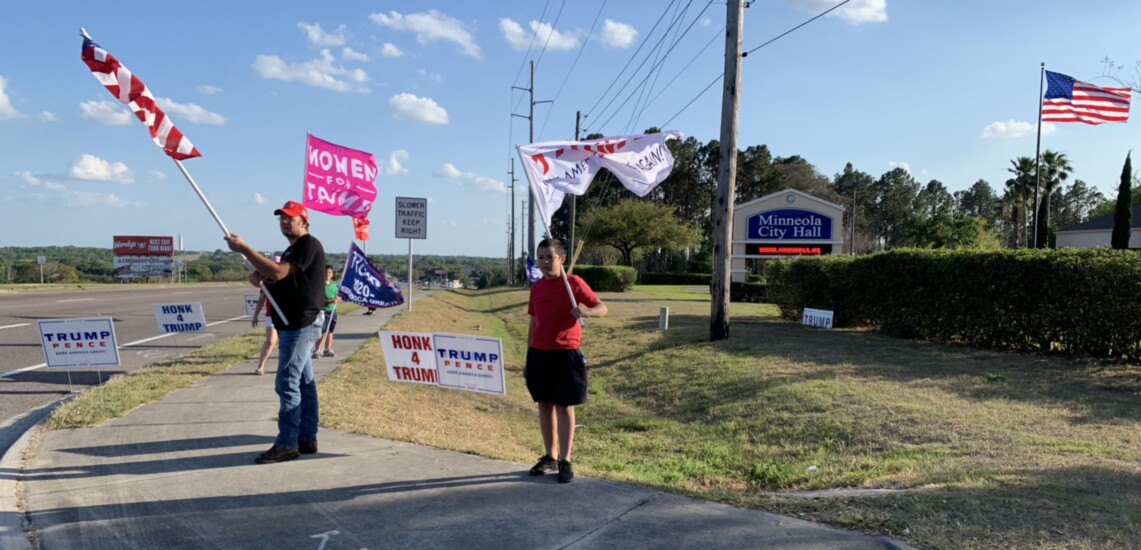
[[274, 319, 322, 448]]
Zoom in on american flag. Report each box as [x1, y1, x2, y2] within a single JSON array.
[[1042, 70, 1131, 125], [81, 34, 201, 159]]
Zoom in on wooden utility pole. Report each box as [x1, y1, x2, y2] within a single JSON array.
[[710, 0, 744, 342], [570, 110, 582, 258]]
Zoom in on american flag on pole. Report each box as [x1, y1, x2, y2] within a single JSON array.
[[80, 33, 201, 159], [1042, 70, 1131, 125]]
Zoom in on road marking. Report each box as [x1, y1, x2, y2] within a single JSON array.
[[0, 315, 248, 379], [56, 298, 95, 303], [169, 291, 194, 295], [0, 323, 29, 330]]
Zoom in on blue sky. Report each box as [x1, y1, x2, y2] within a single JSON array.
[[2, 1, 1139, 258]]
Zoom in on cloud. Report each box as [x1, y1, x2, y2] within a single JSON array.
[[16, 170, 142, 208], [369, 9, 482, 59], [599, 19, 638, 48], [785, 0, 887, 25], [434, 163, 507, 194], [39, 111, 57, 122], [342, 47, 370, 62], [888, 161, 911, 174], [388, 93, 448, 124], [378, 43, 404, 58], [69, 154, 134, 184], [252, 49, 371, 93], [150, 170, 168, 181], [0, 76, 26, 119], [418, 69, 443, 82], [382, 149, 410, 175], [298, 22, 347, 46], [982, 119, 1055, 139], [253, 192, 269, 205], [17, 171, 66, 191], [155, 98, 228, 125], [500, 18, 580, 51], [79, 100, 132, 125], [198, 85, 223, 95]]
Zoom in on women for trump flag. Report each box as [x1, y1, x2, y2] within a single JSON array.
[[303, 134, 378, 219], [338, 243, 403, 308], [517, 130, 681, 231]]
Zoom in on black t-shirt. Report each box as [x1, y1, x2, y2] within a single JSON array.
[[267, 233, 326, 328]]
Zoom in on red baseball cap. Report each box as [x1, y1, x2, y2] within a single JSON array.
[[274, 200, 308, 221]]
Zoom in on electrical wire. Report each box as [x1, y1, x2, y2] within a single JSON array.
[[743, 0, 852, 57], [536, 0, 608, 139], [583, 0, 678, 121]]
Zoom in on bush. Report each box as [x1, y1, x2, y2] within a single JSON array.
[[638, 272, 711, 285], [573, 265, 636, 292], [730, 282, 768, 303]]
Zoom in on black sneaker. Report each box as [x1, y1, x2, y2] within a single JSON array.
[[255, 445, 299, 464], [557, 460, 574, 483], [529, 455, 557, 476], [299, 439, 318, 454]]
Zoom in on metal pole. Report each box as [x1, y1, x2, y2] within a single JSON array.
[[1032, 63, 1045, 248], [570, 111, 581, 258], [407, 239, 413, 311], [710, 0, 744, 342], [510, 159, 516, 285], [850, 186, 857, 255]]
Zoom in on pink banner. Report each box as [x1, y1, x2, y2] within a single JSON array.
[[303, 133, 378, 218]]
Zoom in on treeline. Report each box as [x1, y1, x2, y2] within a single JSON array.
[[0, 246, 509, 286]]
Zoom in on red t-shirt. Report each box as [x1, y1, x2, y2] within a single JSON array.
[[528, 274, 600, 350]]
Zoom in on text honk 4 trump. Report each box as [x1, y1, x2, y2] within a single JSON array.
[[379, 331, 505, 396]]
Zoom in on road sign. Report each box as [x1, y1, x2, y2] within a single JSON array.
[[395, 197, 427, 240]]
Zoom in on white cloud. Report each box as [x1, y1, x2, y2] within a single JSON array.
[[0, 76, 26, 120], [418, 69, 443, 82], [155, 98, 228, 125], [79, 100, 132, 125], [253, 192, 269, 205], [61, 190, 139, 208], [150, 170, 168, 181], [383, 149, 410, 175], [252, 49, 371, 93], [982, 119, 1055, 139], [500, 18, 580, 52], [369, 9, 482, 59], [388, 93, 448, 124], [17, 171, 66, 191], [198, 85, 223, 95], [69, 154, 134, 184], [39, 111, 57, 122], [378, 43, 404, 58], [342, 47, 370, 62], [888, 161, 911, 174], [599, 19, 638, 48], [785, 0, 887, 25], [701, 17, 712, 27], [298, 22, 347, 46], [434, 163, 507, 194]]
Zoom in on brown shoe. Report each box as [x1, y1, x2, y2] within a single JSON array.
[[255, 445, 299, 464], [299, 439, 318, 454]]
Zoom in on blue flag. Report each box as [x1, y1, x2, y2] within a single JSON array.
[[525, 255, 542, 282], [339, 243, 404, 308]]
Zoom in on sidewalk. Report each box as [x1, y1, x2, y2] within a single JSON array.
[[1, 297, 913, 550]]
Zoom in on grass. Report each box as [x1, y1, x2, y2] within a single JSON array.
[[319, 286, 1141, 550]]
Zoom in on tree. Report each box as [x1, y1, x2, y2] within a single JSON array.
[[1036, 150, 1072, 248], [1055, 179, 1105, 229], [1112, 152, 1133, 249], [1006, 156, 1036, 247], [905, 211, 1001, 250], [917, 179, 954, 217], [580, 198, 701, 266], [832, 163, 875, 254], [866, 167, 920, 250]]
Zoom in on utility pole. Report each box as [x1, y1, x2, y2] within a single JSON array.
[[710, 0, 744, 342], [512, 61, 552, 268], [570, 110, 583, 262], [508, 159, 517, 285]]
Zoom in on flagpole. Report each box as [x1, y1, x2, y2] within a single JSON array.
[[1032, 62, 1045, 248]]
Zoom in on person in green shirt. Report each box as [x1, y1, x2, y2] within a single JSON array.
[[314, 265, 339, 358]]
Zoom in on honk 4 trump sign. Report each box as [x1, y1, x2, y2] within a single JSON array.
[[379, 331, 505, 396], [303, 133, 378, 218]]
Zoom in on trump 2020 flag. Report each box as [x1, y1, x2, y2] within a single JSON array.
[[304, 134, 378, 219], [517, 131, 681, 231], [525, 255, 542, 282], [339, 243, 403, 308], [80, 33, 201, 160], [1042, 70, 1131, 125]]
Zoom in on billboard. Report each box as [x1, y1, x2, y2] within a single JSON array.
[[113, 236, 174, 256]]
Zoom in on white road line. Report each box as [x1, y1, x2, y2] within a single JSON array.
[[0, 315, 248, 379], [56, 298, 95, 303], [0, 324, 29, 330]]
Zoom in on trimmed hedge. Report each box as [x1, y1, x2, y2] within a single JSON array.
[[766, 248, 1141, 359], [573, 265, 637, 292]]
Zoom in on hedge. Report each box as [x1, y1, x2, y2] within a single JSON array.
[[572, 265, 637, 292]]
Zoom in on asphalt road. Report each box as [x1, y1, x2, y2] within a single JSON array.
[[0, 283, 258, 458]]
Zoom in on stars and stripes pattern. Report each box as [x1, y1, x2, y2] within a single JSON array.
[[81, 36, 201, 159], [1042, 70, 1131, 125]]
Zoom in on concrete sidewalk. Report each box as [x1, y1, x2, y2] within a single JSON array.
[[1, 297, 913, 550]]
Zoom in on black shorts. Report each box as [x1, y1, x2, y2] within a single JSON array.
[[321, 310, 338, 333], [524, 348, 587, 406]]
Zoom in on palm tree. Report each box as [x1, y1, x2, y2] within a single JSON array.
[[1036, 150, 1072, 248], [1006, 156, 1036, 247]]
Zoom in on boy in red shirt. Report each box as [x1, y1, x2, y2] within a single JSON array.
[[526, 238, 608, 483]]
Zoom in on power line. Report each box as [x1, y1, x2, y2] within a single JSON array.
[[583, 0, 678, 120], [743, 0, 852, 57], [510, 0, 553, 113], [536, 0, 608, 139]]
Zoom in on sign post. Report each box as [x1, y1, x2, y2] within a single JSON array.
[[395, 197, 427, 311], [37, 255, 45, 284]]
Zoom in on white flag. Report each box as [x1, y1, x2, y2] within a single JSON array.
[[517, 130, 681, 232]]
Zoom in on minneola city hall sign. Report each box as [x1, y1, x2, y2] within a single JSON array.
[[731, 188, 845, 282]]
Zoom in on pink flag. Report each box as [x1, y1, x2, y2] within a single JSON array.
[[517, 131, 681, 231], [303, 134, 378, 218]]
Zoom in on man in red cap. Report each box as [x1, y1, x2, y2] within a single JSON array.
[[225, 200, 326, 464]]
